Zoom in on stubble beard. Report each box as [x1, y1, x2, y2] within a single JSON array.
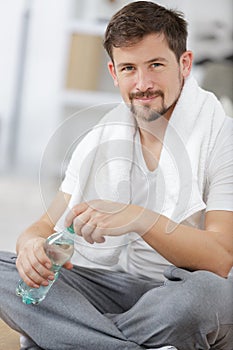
[[130, 91, 169, 122], [129, 73, 183, 123]]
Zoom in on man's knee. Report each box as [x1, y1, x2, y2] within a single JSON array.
[[166, 269, 233, 335], [184, 270, 232, 313], [155, 268, 231, 327]]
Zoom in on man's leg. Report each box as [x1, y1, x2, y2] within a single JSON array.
[[0, 251, 157, 350], [107, 266, 233, 350]]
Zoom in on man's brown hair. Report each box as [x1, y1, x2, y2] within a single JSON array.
[[103, 1, 187, 62]]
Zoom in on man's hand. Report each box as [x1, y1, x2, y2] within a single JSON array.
[[16, 237, 73, 288], [65, 200, 148, 244], [16, 237, 53, 288]]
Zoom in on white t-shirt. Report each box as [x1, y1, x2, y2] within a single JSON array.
[[127, 130, 172, 280], [60, 116, 233, 281], [124, 117, 233, 280]]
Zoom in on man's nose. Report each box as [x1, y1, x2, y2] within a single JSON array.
[[135, 69, 154, 92]]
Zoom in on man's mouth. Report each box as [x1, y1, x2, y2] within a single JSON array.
[[129, 90, 164, 102]]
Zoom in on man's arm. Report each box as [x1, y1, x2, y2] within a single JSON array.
[[141, 209, 233, 278], [65, 200, 233, 278], [16, 191, 71, 288]]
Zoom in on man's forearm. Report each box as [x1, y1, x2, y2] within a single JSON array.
[[16, 219, 54, 254], [16, 191, 71, 254], [63, 199, 233, 277], [140, 211, 232, 277]]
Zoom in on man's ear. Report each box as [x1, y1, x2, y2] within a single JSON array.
[[180, 50, 193, 78], [108, 61, 119, 87]]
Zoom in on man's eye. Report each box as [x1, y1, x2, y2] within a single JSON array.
[[122, 66, 134, 72], [151, 63, 162, 68]]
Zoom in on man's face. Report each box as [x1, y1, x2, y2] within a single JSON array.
[[108, 33, 192, 122]]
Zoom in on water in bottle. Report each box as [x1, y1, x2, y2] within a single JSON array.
[[16, 226, 75, 305]]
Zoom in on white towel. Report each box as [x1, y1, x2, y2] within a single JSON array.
[[56, 104, 137, 266], [56, 75, 227, 267], [158, 74, 226, 224]]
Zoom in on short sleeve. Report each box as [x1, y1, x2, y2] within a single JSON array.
[[59, 146, 80, 194], [205, 117, 233, 212]]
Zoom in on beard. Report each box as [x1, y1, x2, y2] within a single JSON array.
[[129, 72, 183, 122], [129, 89, 170, 122]]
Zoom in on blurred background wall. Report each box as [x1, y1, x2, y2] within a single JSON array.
[[0, 0, 232, 252]]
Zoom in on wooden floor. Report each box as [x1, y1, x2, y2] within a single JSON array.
[[0, 319, 20, 350]]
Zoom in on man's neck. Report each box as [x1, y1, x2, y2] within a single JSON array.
[[137, 118, 169, 171], [137, 116, 168, 146]]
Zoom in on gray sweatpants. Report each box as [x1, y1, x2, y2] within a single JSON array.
[[0, 251, 232, 350]]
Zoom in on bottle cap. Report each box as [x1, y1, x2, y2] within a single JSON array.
[[67, 224, 75, 234]]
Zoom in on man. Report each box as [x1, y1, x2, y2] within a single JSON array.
[[0, 1, 232, 349]]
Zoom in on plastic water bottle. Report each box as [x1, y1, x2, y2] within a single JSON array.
[[16, 225, 75, 305]]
